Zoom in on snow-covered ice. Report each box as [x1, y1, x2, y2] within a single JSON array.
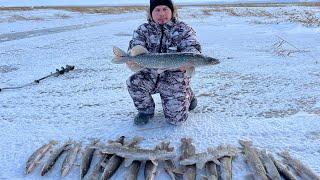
[[0, 0, 318, 7], [0, 3, 319, 180]]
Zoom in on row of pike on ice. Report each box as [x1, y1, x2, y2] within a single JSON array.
[[25, 136, 320, 180]]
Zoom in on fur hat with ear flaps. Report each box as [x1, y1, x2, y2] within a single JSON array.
[[149, 0, 174, 14]]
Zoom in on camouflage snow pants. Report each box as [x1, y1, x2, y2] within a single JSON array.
[[127, 68, 194, 125]]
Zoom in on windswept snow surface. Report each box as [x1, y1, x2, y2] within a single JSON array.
[[0, 4, 320, 180], [0, 0, 317, 7]]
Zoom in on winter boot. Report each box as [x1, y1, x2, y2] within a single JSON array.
[[134, 112, 154, 125], [189, 97, 197, 111]]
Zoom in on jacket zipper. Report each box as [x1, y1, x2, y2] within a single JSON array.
[[158, 25, 164, 53]]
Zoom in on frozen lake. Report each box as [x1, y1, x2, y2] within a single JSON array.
[[0, 4, 319, 179]]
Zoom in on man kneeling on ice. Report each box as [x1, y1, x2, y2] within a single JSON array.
[[127, 0, 201, 125]]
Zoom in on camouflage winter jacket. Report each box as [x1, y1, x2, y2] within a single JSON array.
[[128, 18, 201, 54]]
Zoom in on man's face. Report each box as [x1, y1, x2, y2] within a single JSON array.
[[151, 5, 172, 25]]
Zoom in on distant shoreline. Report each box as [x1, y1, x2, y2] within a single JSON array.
[[0, 2, 319, 11]]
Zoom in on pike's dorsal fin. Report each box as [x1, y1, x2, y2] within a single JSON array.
[[113, 46, 127, 57], [124, 158, 134, 167], [130, 45, 149, 56]]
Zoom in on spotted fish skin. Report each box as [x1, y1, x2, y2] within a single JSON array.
[[40, 141, 72, 176], [112, 45, 219, 75], [61, 142, 81, 177], [25, 140, 57, 174], [80, 139, 100, 179], [100, 143, 176, 166], [239, 140, 268, 180]]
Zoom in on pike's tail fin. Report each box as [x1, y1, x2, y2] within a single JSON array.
[[112, 46, 128, 64], [113, 46, 127, 57]]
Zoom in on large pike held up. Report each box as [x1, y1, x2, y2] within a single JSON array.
[[112, 45, 219, 76]]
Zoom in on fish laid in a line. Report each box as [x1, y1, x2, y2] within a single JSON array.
[[80, 139, 100, 179], [125, 160, 141, 180], [258, 150, 281, 180], [219, 156, 232, 180], [101, 155, 123, 180], [100, 136, 126, 180], [41, 141, 72, 176], [144, 141, 174, 180], [154, 141, 181, 180], [25, 140, 57, 174], [112, 45, 220, 76], [239, 140, 268, 180], [279, 151, 320, 180], [61, 142, 81, 177], [101, 136, 143, 180], [180, 145, 239, 169], [100, 143, 176, 167], [145, 160, 158, 180], [268, 153, 297, 180], [83, 154, 111, 180], [164, 160, 182, 180], [123, 136, 144, 148], [180, 138, 196, 161], [205, 161, 218, 180], [180, 138, 196, 180]]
